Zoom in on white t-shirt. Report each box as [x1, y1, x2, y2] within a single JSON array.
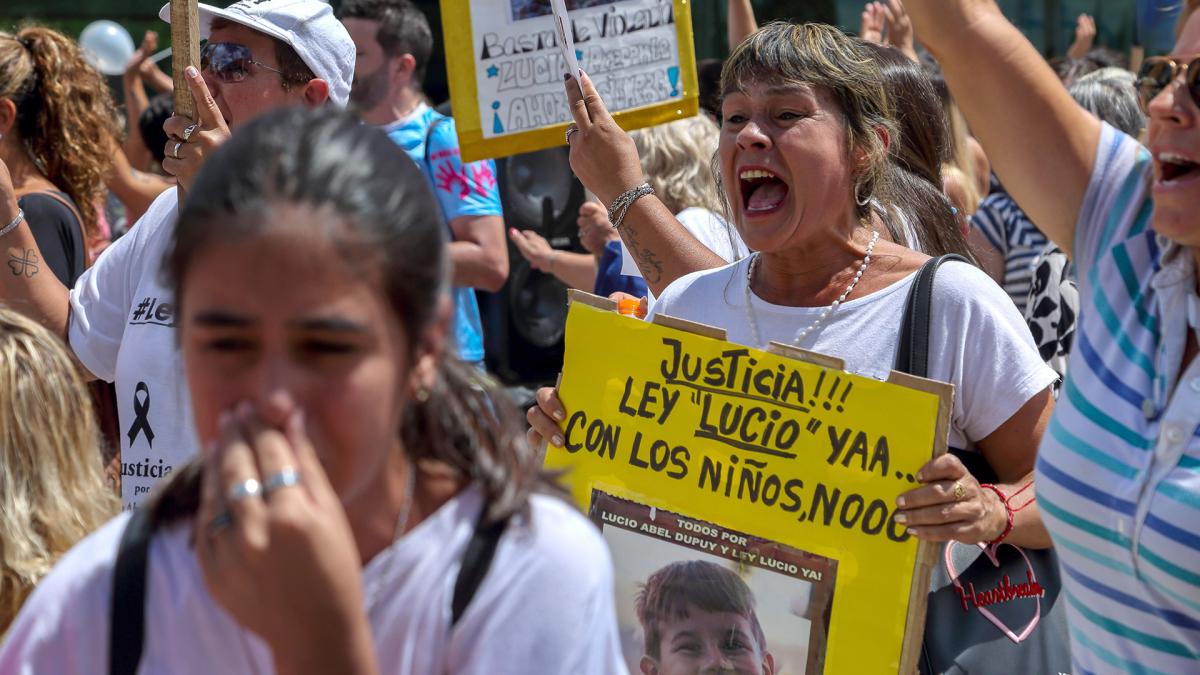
[[0, 486, 629, 675], [68, 189, 194, 510], [648, 258, 1056, 448], [620, 207, 749, 283]]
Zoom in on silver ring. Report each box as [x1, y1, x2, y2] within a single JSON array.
[[565, 124, 579, 144], [171, 141, 183, 159], [207, 510, 233, 535], [227, 478, 262, 502], [181, 123, 199, 141], [263, 467, 301, 495]]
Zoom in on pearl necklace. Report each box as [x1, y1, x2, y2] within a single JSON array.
[[743, 229, 880, 348]]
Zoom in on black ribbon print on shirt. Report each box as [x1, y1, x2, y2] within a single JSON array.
[[127, 381, 155, 448]]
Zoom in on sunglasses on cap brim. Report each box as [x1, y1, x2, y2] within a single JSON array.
[[200, 41, 283, 83]]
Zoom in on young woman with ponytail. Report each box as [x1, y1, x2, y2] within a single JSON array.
[[0, 107, 626, 675], [0, 26, 118, 282]]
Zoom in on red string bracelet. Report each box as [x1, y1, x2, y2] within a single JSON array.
[[1008, 480, 1036, 513], [979, 483, 1015, 545]]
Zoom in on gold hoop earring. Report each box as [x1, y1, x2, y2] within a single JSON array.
[[414, 387, 430, 403]]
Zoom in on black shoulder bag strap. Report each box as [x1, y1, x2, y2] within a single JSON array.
[[894, 254, 969, 378], [108, 507, 154, 675], [450, 512, 509, 626]]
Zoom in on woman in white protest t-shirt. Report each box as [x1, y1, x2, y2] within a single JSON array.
[[0, 109, 626, 674], [535, 25, 1057, 555]]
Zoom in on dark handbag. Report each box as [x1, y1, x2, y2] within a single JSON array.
[[895, 256, 1071, 675]]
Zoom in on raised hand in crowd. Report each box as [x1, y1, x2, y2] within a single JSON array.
[[197, 404, 378, 675], [1066, 13, 1096, 60], [576, 200, 620, 255], [860, 2, 885, 44], [880, 0, 918, 62], [562, 71, 725, 294], [161, 66, 232, 192]]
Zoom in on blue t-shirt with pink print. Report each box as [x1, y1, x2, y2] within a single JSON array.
[[385, 104, 502, 364]]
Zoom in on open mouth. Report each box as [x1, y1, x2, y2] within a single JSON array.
[[1157, 152, 1200, 184], [739, 168, 789, 215]]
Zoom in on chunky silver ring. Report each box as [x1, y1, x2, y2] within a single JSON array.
[[565, 124, 579, 144], [263, 467, 301, 495], [227, 478, 262, 502], [171, 141, 183, 160], [181, 123, 199, 141], [207, 510, 233, 535]]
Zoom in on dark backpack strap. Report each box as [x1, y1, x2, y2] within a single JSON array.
[[894, 254, 969, 379], [450, 512, 509, 627], [109, 507, 154, 675]]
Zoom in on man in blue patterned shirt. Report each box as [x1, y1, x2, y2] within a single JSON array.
[[340, 0, 508, 367]]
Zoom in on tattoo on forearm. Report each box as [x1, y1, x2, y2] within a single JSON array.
[[7, 248, 39, 278], [620, 225, 663, 284]]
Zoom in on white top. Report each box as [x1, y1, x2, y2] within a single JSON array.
[[68, 189, 195, 511], [648, 258, 1057, 448], [0, 486, 629, 675], [620, 208, 749, 300]]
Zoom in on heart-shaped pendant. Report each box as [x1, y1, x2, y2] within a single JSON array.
[[944, 541, 1044, 644]]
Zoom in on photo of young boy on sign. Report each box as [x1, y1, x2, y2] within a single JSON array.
[[592, 491, 836, 674]]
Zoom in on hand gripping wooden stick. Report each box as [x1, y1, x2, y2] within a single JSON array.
[[171, 0, 200, 200]]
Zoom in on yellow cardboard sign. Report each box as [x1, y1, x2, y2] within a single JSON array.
[[546, 295, 952, 673], [439, 0, 698, 162]]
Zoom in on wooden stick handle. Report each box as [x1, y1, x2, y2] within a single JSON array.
[[170, 0, 201, 122]]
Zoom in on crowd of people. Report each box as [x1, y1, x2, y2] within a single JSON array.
[[0, 0, 1196, 673]]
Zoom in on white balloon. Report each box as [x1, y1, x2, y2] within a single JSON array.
[[79, 20, 135, 76]]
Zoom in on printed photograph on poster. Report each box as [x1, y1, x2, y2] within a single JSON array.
[[511, 0, 622, 21], [590, 490, 837, 675]]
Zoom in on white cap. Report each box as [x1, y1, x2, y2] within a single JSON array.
[[158, 0, 355, 108]]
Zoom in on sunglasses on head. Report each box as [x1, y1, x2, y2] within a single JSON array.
[[200, 42, 283, 83], [1135, 55, 1200, 112]]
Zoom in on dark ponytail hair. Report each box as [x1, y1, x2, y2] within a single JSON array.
[[0, 27, 118, 238], [859, 42, 975, 261], [148, 106, 551, 528]]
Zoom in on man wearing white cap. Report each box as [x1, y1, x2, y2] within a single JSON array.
[[0, 0, 355, 510]]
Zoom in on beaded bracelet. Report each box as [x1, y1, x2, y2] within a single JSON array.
[[979, 483, 1014, 545], [607, 183, 654, 230], [0, 208, 25, 239]]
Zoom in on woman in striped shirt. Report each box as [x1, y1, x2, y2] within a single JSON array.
[[906, 0, 1200, 672]]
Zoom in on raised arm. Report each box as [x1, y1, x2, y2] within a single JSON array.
[[563, 73, 726, 296], [906, 0, 1101, 254], [727, 0, 758, 51]]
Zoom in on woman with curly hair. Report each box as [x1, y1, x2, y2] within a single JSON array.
[[0, 26, 119, 283], [0, 307, 118, 635]]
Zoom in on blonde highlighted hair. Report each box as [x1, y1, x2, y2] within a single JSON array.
[[0, 308, 117, 633], [631, 115, 724, 216]]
